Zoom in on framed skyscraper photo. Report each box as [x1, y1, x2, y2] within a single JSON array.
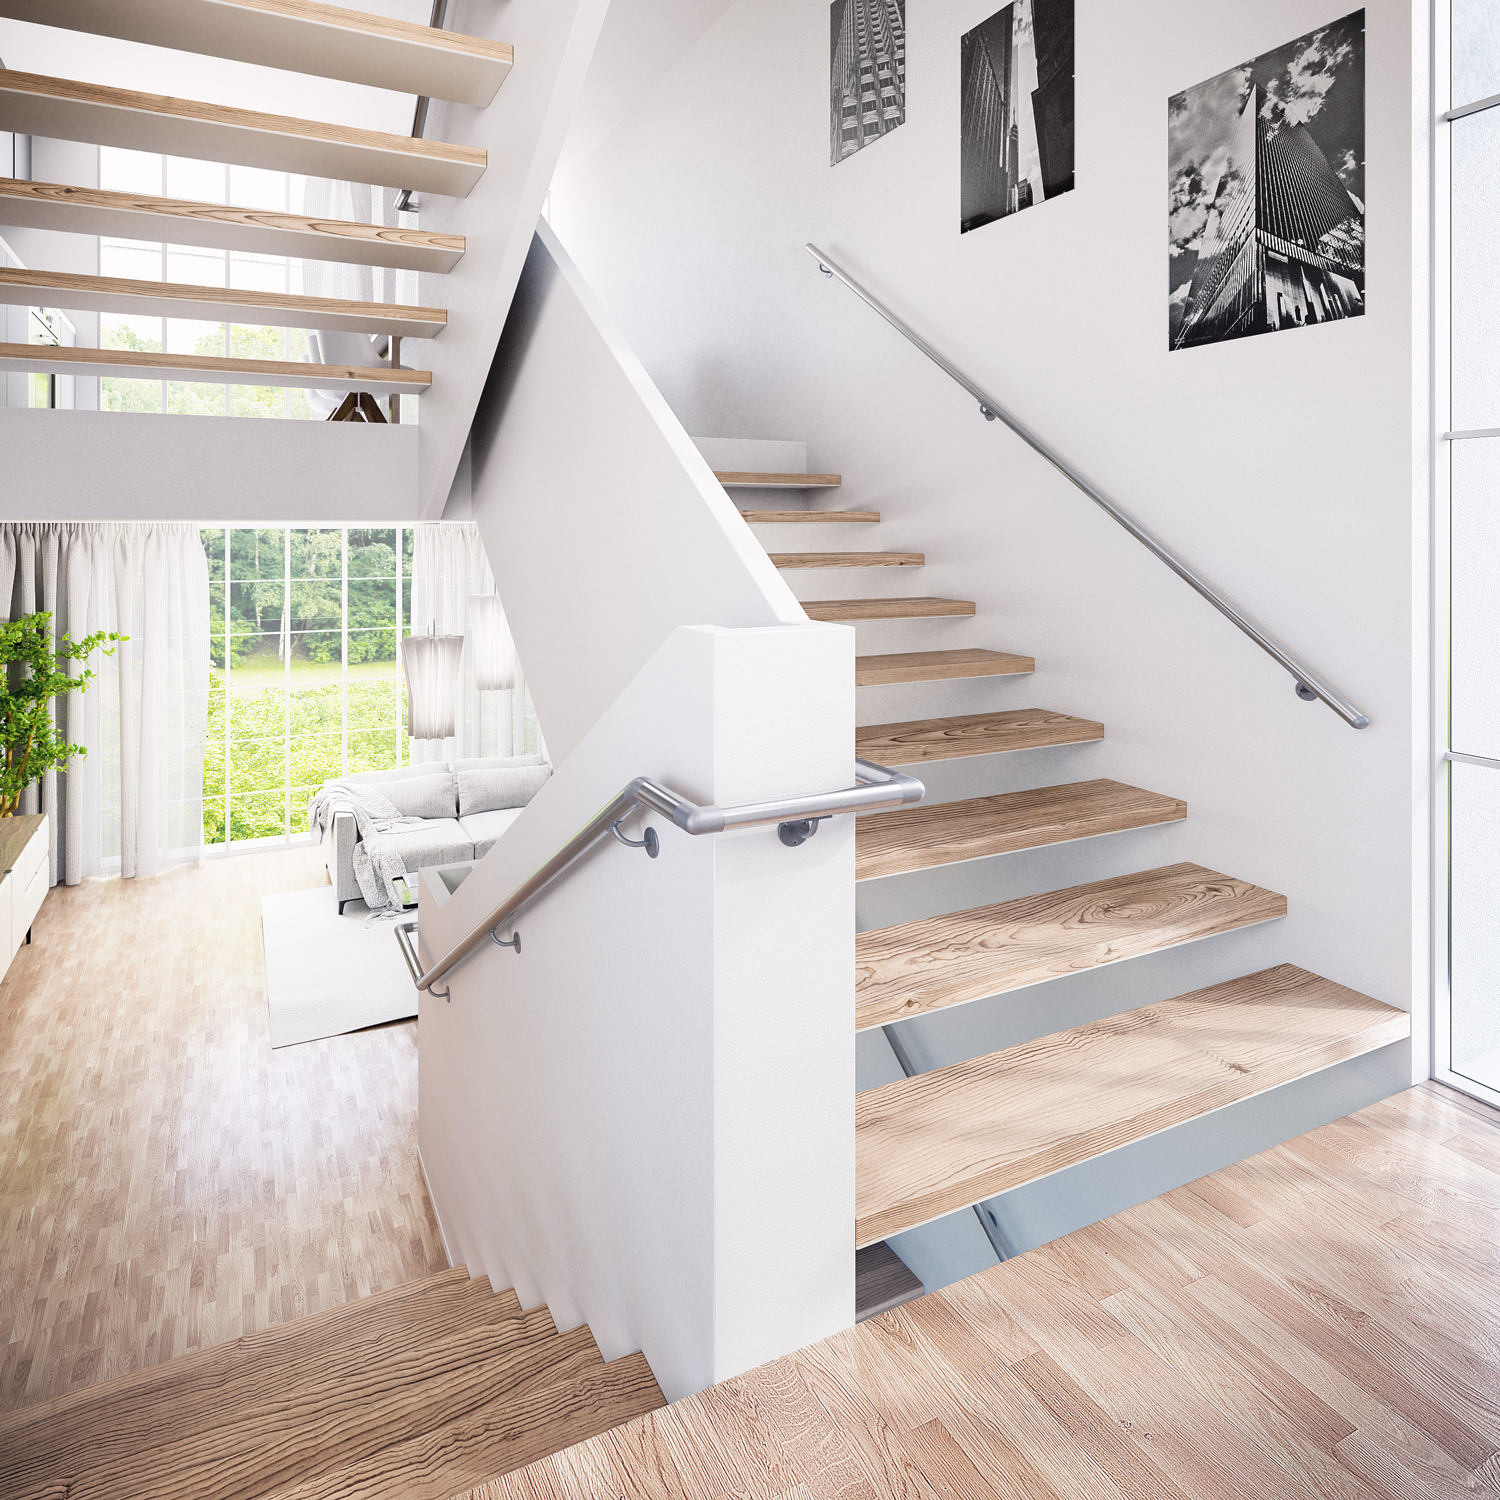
[[1169, 11, 1365, 350], [959, 0, 1075, 233], [831, 0, 907, 164]]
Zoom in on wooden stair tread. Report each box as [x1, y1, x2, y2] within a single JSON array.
[[7, 0, 513, 107], [0, 342, 428, 393], [257, 1350, 664, 1500], [45, 1311, 573, 1500], [855, 1242, 925, 1323], [0, 179, 465, 272], [739, 509, 879, 523], [771, 552, 922, 569], [855, 648, 1035, 686], [856, 708, 1103, 765], [0, 266, 447, 338], [854, 862, 1288, 1030], [855, 779, 1186, 881], [0, 71, 487, 196], [0, 1270, 517, 1484], [804, 597, 975, 622], [854, 964, 1410, 1245], [715, 471, 840, 487]]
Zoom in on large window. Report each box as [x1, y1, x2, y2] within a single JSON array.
[[1442, 1, 1500, 1105]]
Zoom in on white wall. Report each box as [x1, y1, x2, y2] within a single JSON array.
[[0, 408, 417, 519], [418, 622, 855, 1401]]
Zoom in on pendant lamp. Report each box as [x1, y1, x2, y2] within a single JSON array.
[[401, 626, 465, 740], [467, 594, 515, 691]]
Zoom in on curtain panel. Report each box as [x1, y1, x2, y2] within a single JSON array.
[[0, 523, 211, 885], [408, 523, 528, 765]]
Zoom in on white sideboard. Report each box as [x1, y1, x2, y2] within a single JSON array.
[[0, 813, 47, 972]]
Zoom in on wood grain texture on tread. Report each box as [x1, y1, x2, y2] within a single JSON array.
[[855, 708, 1103, 765], [0, 179, 465, 271], [0, 1274, 522, 1491], [855, 648, 1035, 685], [854, 964, 1410, 1244], [714, 471, 840, 487], [855, 779, 1187, 880], [50, 1313, 577, 1500], [0, 342, 429, 388], [258, 1352, 664, 1500], [739, 509, 879, 523], [854, 863, 1288, 1030], [855, 1242, 924, 1323], [770, 552, 923, 569], [803, 597, 975, 622]]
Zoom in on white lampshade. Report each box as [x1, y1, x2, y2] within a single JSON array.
[[400, 631, 465, 740], [467, 593, 515, 691]]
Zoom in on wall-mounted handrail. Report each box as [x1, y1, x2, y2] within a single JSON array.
[[400, 757, 924, 998], [804, 243, 1371, 731]]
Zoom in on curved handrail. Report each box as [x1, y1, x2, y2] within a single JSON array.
[[804, 243, 1370, 730], [400, 757, 924, 997]]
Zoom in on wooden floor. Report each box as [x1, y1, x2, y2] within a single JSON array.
[[0, 848, 445, 1413], [467, 1083, 1500, 1500]]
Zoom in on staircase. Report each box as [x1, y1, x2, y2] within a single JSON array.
[[728, 459, 1410, 1268], [0, 1268, 664, 1500]]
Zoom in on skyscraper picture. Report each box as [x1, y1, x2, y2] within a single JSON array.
[[960, 0, 1074, 234], [831, 0, 906, 165], [1169, 11, 1365, 350]]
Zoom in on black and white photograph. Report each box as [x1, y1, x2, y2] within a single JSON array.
[[959, 0, 1074, 234], [1169, 10, 1365, 350], [831, 0, 907, 165]]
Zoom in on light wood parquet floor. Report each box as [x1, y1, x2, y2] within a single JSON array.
[[0, 848, 446, 1413], [470, 1082, 1500, 1500]]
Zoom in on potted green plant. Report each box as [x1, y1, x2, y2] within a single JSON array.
[[0, 612, 124, 817]]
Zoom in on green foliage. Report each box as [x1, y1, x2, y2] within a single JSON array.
[[0, 614, 124, 816]]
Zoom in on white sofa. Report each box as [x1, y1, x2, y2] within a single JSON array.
[[320, 754, 550, 913]]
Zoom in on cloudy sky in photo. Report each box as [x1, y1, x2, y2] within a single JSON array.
[[1167, 10, 1365, 331]]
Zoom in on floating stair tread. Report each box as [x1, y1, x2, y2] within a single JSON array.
[[3, 0, 513, 107], [855, 1242, 925, 1323], [854, 862, 1288, 1031], [854, 964, 1410, 1246], [740, 509, 880, 523], [855, 647, 1035, 686], [855, 779, 1186, 881], [0, 1270, 519, 1490], [46, 1311, 575, 1500], [772, 552, 923, 569], [804, 597, 976, 622], [0, 342, 428, 393], [856, 708, 1103, 766], [0, 266, 447, 338], [715, 471, 840, 487], [0, 179, 465, 273], [0, 71, 487, 196], [257, 1350, 665, 1500]]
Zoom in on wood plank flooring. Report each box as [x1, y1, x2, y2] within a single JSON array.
[[854, 862, 1287, 1030], [855, 707, 1103, 765], [853, 964, 1408, 1244], [466, 1084, 1499, 1500], [855, 778, 1187, 880], [0, 848, 445, 1414]]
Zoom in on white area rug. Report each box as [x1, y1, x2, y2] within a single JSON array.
[[261, 887, 417, 1048]]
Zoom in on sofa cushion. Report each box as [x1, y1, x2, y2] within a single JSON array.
[[379, 818, 474, 870], [344, 761, 449, 786], [453, 754, 546, 773], [380, 772, 458, 820], [459, 808, 524, 859], [458, 764, 551, 817]]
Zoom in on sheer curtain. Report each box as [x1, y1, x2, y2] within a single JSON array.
[[408, 523, 531, 765], [0, 523, 210, 884]]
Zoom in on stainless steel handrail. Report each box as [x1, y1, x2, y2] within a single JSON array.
[[804, 243, 1371, 731], [401, 757, 924, 998]]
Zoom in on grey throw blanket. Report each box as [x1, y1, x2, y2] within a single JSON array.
[[306, 782, 423, 911]]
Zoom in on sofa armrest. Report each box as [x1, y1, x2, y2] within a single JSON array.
[[327, 809, 361, 910]]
